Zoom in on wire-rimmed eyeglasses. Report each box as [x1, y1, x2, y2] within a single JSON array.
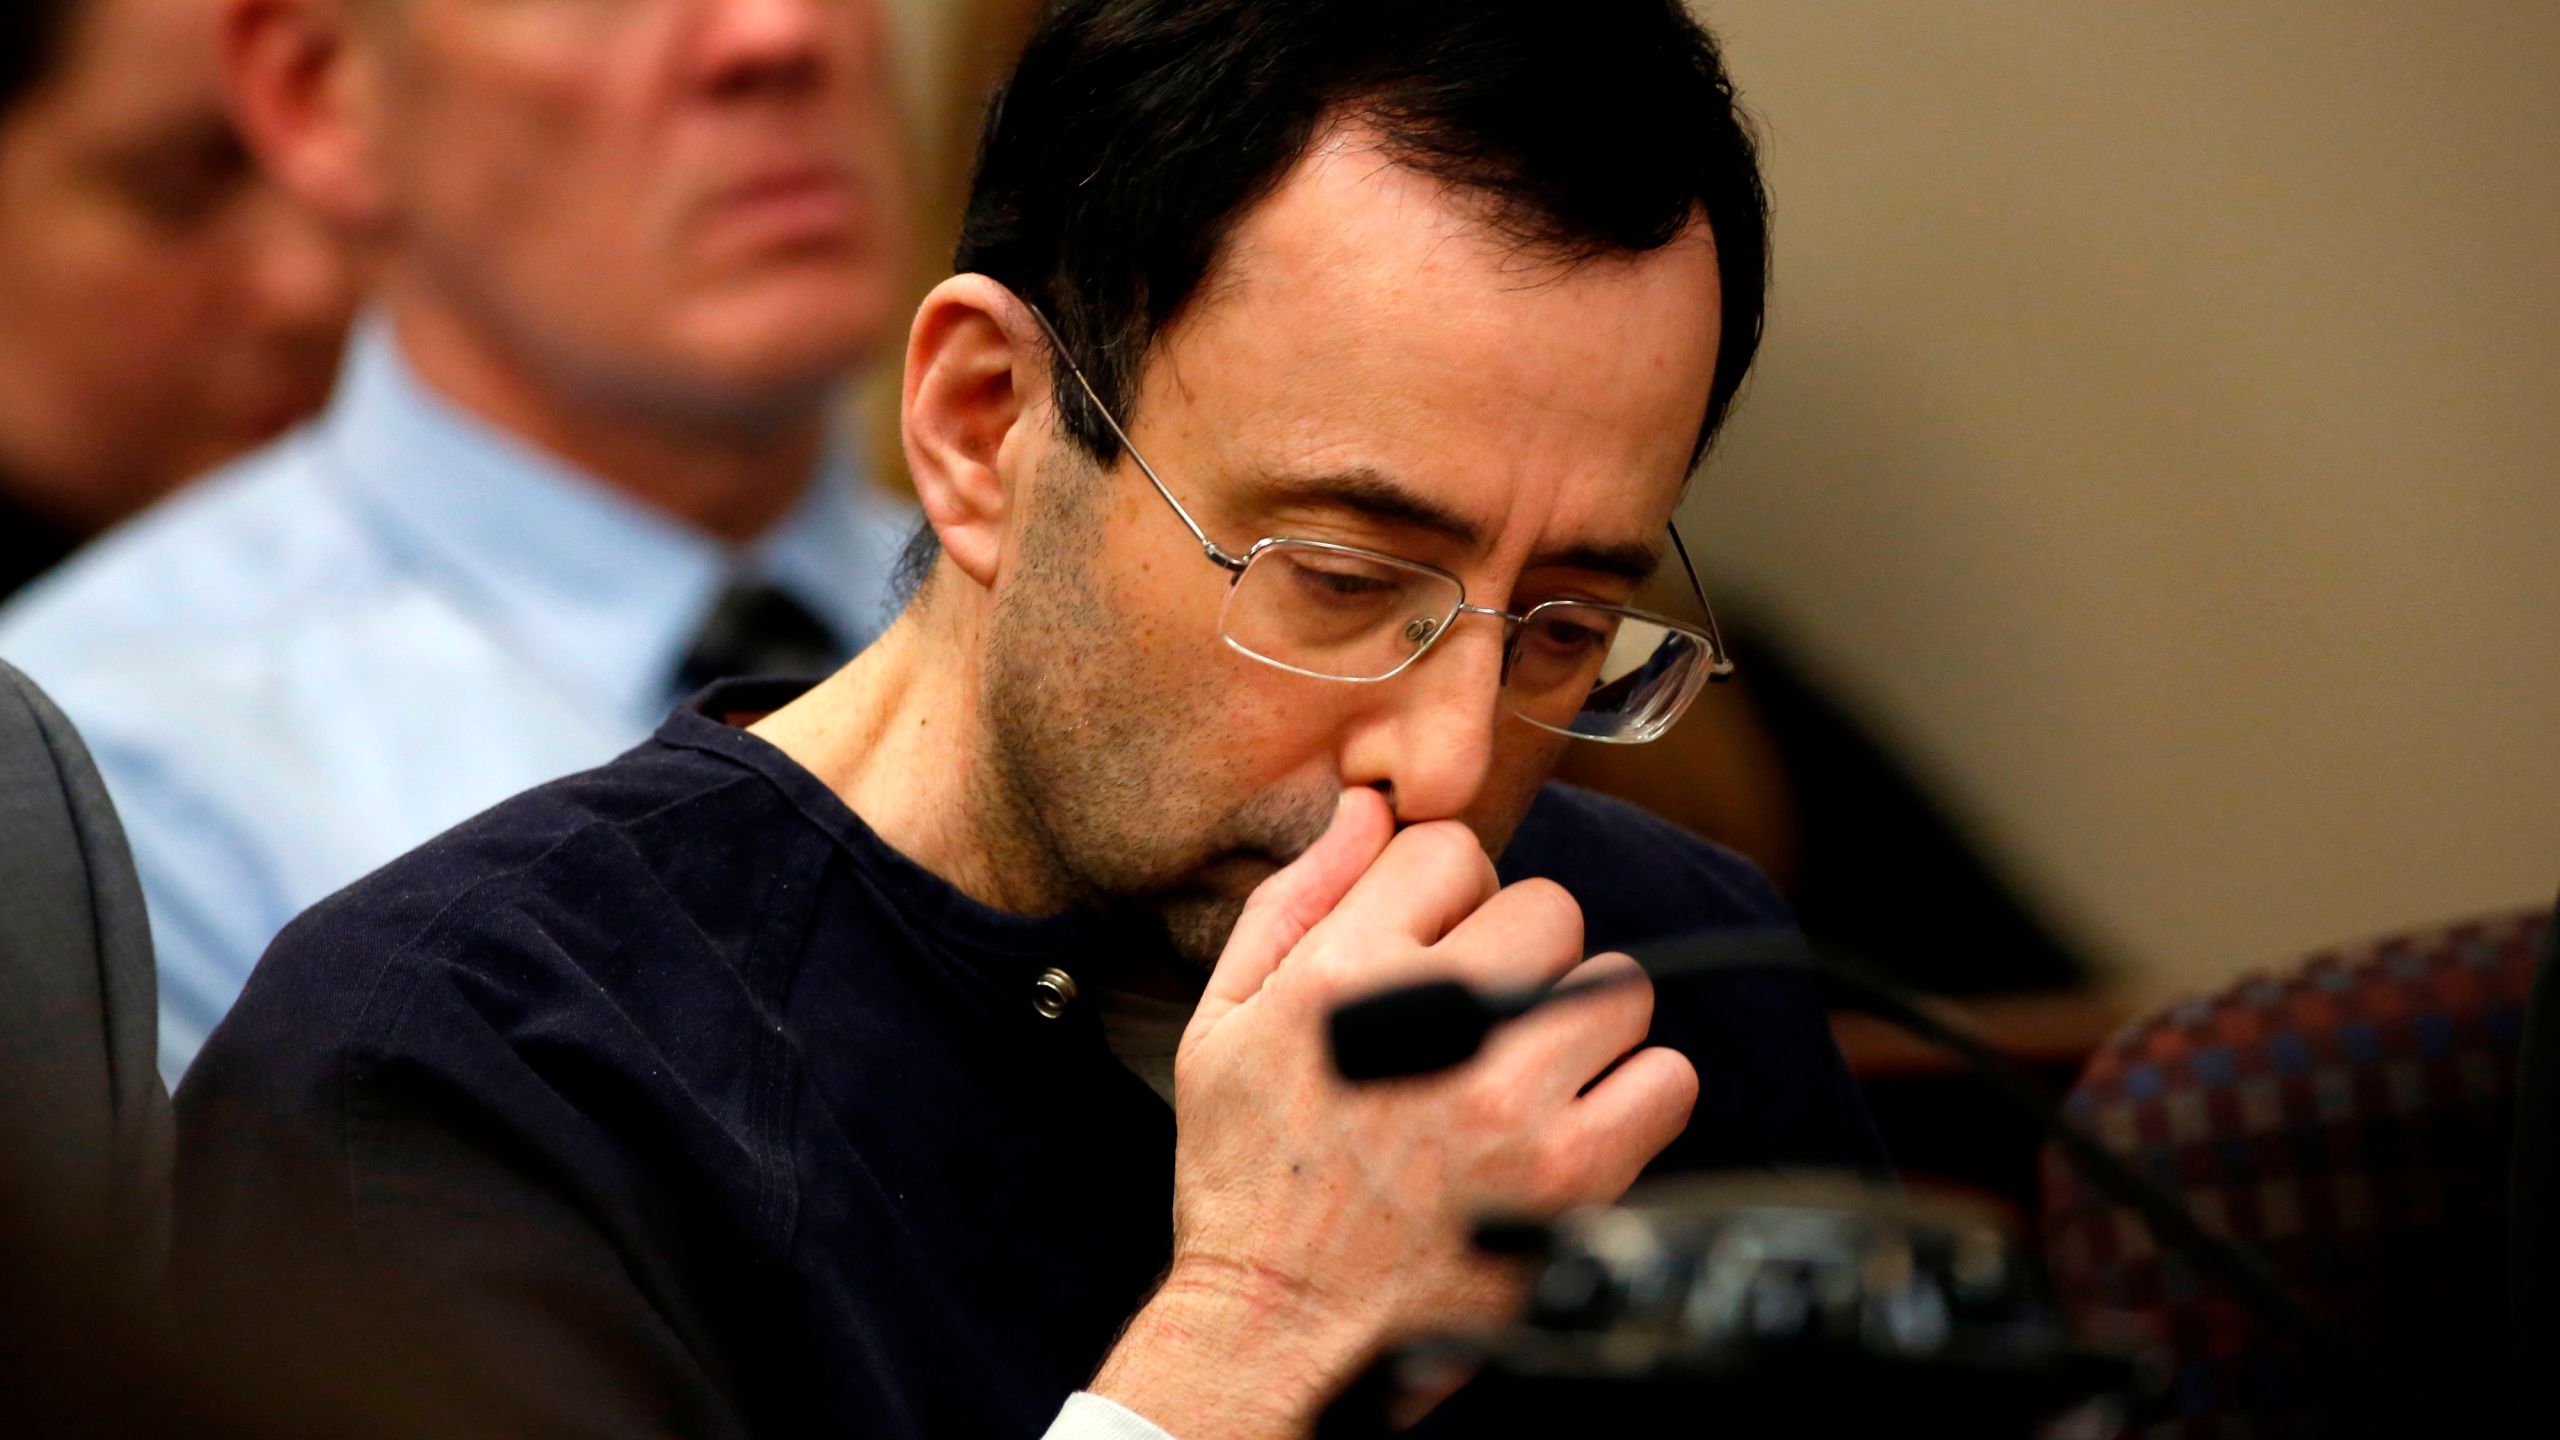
[[1028, 305, 1734, 744]]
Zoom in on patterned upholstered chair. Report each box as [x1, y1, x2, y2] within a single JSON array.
[[2039, 908, 2551, 1437]]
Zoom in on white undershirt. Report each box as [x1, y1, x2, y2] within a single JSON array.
[[1043, 1390, 1179, 1440], [1095, 985, 1191, 1108]]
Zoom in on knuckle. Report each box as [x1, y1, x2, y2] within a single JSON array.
[[1521, 1139, 1597, 1212], [1661, 1048, 1702, 1106], [1582, 952, 1652, 1010], [1615, 969, 1660, 1024], [1508, 878, 1585, 953], [1401, 819, 1491, 879], [1458, 1074, 1530, 1135], [1581, 948, 1642, 983], [1585, 995, 1654, 1058], [1632, 1050, 1702, 1137], [1293, 938, 1359, 994]]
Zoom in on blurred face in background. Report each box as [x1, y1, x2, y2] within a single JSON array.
[[0, 0, 354, 531], [350, 0, 910, 421]]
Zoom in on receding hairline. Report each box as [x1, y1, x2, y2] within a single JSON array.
[[1112, 117, 1724, 459]]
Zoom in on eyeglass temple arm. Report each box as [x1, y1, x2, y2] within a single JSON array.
[[1025, 305, 1245, 573], [1666, 522, 1736, 680]]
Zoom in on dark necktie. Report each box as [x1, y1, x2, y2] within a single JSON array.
[[675, 579, 850, 695]]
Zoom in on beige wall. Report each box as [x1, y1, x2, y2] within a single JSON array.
[[1696, 2, 2560, 994], [884, 0, 2560, 997], [882, 0, 968, 180]]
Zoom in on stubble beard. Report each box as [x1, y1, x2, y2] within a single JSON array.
[[975, 456, 1340, 974]]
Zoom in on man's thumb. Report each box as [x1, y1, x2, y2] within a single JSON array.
[[1199, 786, 1395, 1014]]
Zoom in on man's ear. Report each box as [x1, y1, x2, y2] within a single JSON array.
[[223, 0, 393, 233], [901, 275, 1048, 590]]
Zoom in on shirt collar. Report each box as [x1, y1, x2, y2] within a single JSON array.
[[659, 677, 1186, 978], [322, 317, 906, 727]]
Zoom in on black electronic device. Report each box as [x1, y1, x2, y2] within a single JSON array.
[[1316, 1176, 2136, 1438], [1316, 929, 2440, 1438]]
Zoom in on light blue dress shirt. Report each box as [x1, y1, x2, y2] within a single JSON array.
[[0, 322, 916, 1085]]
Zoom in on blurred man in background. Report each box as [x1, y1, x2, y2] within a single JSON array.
[[0, 0, 352, 599], [0, 0, 916, 1082]]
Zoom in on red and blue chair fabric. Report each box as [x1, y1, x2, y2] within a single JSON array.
[[2039, 907, 2551, 1437]]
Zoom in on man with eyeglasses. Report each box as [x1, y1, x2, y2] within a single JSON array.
[[175, 2, 1885, 1437]]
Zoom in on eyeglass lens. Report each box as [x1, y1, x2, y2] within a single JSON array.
[[1217, 540, 1709, 741]]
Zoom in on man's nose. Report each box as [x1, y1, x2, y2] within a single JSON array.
[[691, 0, 836, 95], [1337, 621, 1508, 825]]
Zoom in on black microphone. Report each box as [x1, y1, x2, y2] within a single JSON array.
[[1328, 930, 1811, 1082], [1327, 980, 1508, 1082]]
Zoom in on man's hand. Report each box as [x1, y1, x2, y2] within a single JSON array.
[[1089, 787, 1699, 1437]]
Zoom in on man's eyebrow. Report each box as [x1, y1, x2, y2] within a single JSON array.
[[1245, 468, 1484, 549], [1535, 538, 1662, 586], [1243, 467, 1663, 584]]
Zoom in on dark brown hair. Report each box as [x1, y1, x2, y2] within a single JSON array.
[[1, 0, 75, 119], [960, 0, 1770, 470]]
